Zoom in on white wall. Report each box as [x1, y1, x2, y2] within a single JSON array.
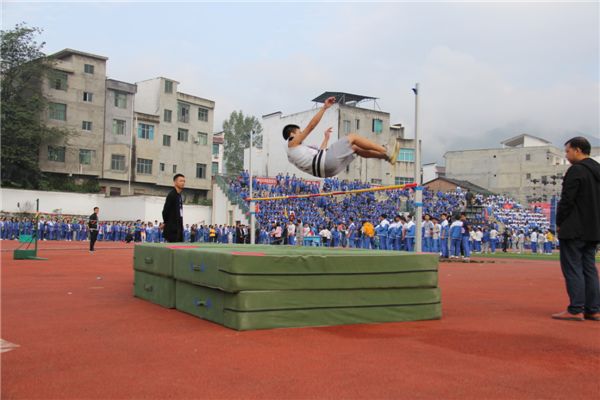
[[211, 183, 249, 226], [243, 147, 267, 176], [422, 164, 438, 184], [0, 188, 211, 225]]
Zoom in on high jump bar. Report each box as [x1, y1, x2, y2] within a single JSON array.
[[245, 182, 418, 202]]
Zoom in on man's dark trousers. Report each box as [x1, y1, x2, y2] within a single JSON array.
[[90, 230, 99, 251], [559, 239, 600, 314]]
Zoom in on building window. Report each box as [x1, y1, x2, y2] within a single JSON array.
[[343, 120, 351, 134], [49, 70, 68, 90], [83, 92, 93, 102], [197, 132, 208, 145], [114, 92, 127, 109], [160, 162, 165, 172], [356, 119, 360, 130], [49, 103, 67, 121], [79, 149, 93, 165], [82, 121, 92, 131], [173, 165, 177, 173], [136, 158, 153, 174], [525, 153, 531, 161], [178, 128, 189, 142], [111, 154, 125, 171], [84, 64, 94, 74], [196, 163, 206, 179], [138, 123, 154, 140], [163, 135, 171, 146], [370, 178, 382, 185], [165, 80, 173, 93], [212, 162, 219, 175], [178, 102, 190, 123], [113, 119, 126, 135], [48, 146, 65, 162], [198, 107, 209, 121], [164, 109, 172, 122], [110, 187, 121, 196], [397, 148, 415, 162], [372, 119, 383, 134], [395, 177, 413, 185], [212, 143, 219, 156]]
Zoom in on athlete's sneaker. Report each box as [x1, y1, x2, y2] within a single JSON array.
[[387, 141, 401, 165]]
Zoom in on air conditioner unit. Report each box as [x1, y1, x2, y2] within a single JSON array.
[[193, 138, 200, 144]]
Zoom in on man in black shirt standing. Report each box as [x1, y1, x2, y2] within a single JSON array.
[[162, 174, 185, 243], [553, 136, 600, 321], [89, 207, 99, 253]]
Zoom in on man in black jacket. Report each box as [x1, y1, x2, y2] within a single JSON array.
[[89, 207, 99, 253], [553, 137, 600, 321], [162, 174, 185, 243]]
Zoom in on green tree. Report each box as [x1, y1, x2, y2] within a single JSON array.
[[1, 23, 69, 188], [222, 110, 263, 175]]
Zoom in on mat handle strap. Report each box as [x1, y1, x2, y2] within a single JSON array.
[[143, 284, 153, 292], [144, 256, 153, 264], [194, 298, 212, 308]]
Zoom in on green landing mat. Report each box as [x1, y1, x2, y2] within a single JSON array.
[[175, 281, 441, 330], [172, 247, 438, 292], [133, 270, 175, 308], [133, 243, 439, 291], [133, 243, 244, 277]]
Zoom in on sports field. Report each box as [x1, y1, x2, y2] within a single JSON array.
[[2, 241, 599, 399]]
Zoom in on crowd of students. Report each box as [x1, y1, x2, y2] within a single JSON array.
[[223, 173, 557, 257], [1, 174, 555, 258]]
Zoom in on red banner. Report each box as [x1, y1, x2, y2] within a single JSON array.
[[255, 177, 277, 185]]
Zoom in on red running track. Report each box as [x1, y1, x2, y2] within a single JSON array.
[[2, 241, 599, 399]]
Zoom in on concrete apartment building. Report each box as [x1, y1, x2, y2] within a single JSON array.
[[100, 79, 137, 196], [41, 49, 108, 178], [38, 49, 216, 202], [212, 132, 224, 175], [248, 92, 416, 185], [132, 77, 215, 201], [444, 134, 600, 204]]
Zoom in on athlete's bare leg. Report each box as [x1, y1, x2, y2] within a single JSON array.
[[352, 146, 388, 160]]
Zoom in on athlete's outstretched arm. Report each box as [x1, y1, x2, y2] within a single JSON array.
[[319, 127, 332, 150], [291, 96, 335, 145]]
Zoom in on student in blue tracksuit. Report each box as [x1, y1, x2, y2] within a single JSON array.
[[72, 221, 79, 241], [347, 218, 357, 248], [405, 217, 415, 252], [44, 221, 51, 240], [184, 225, 191, 242], [376, 214, 389, 251], [440, 213, 450, 258], [60, 220, 67, 240], [387, 217, 397, 251], [143, 224, 151, 242], [422, 214, 434, 252], [331, 226, 340, 247], [24, 219, 33, 236], [80, 223, 88, 241], [449, 217, 463, 258], [152, 225, 160, 243]]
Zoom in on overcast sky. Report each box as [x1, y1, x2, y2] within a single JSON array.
[[3, 1, 598, 164]]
